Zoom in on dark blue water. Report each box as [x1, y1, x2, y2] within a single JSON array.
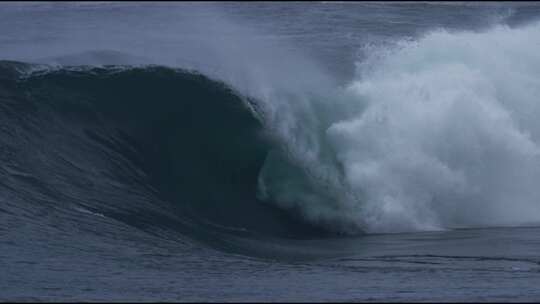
[[2, 2, 540, 301]]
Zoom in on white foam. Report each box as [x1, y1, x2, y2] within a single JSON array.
[[274, 22, 540, 233]]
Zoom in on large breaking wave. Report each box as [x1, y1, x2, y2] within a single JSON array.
[[2, 21, 540, 243]]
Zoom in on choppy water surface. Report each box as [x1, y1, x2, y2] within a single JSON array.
[[2, 2, 540, 301]]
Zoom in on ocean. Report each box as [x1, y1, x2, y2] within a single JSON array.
[[2, 2, 540, 301]]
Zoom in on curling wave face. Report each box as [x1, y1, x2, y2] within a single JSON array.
[[0, 62, 330, 248]]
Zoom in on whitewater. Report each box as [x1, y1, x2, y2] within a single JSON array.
[[276, 22, 540, 233]]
